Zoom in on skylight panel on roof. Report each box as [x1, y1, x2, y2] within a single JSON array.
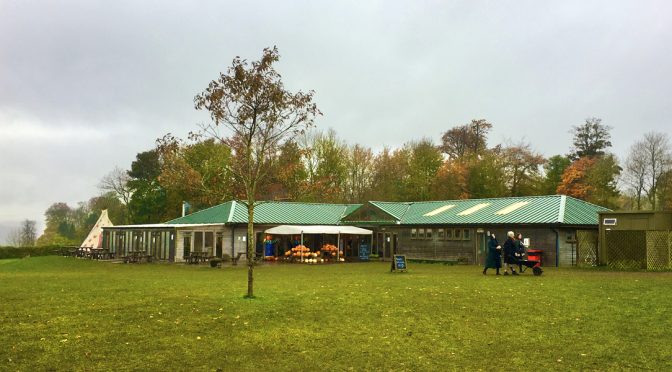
[[495, 201, 529, 215], [457, 203, 490, 216], [423, 204, 455, 217]]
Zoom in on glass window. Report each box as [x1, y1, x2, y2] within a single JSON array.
[[446, 228, 453, 240], [410, 228, 417, 239], [194, 231, 204, 252], [463, 229, 471, 240], [454, 229, 462, 239], [183, 236, 191, 256], [205, 232, 214, 255], [437, 229, 445, 240], [426, 228, 433, 239], [418, 228, 425, 239], [133, 231, 143, 251]]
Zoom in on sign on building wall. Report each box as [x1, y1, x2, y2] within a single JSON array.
[[603, 218, 617, 226]]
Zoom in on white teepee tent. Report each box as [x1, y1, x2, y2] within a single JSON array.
[[80, 209, 114, 248]]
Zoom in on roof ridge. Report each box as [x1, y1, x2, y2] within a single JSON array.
[[399, 203, 412, 220], [370, 195, 563, 205], [228, 200, 237, 223], [366, 201, 404, 220], [254, 200, 360, 207], [562, 195, 612, 211]]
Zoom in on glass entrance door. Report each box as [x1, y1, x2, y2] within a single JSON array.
[[216, 234, 223, 257], [376, 232, 384, 258], [384, 232, 393, 259]]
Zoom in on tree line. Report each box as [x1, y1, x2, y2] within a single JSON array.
[[19, 47, 672, 300], [28, 117, 669, 247]]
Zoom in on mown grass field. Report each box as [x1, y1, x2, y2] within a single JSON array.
[[1, 257, 671, 371]]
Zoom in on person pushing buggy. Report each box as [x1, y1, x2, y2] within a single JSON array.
[[512, 232, 543, 276]]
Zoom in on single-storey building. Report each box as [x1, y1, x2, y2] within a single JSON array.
[[598, 210, 672, 270], [102, 201, 363, 262], [341, 195, 610, 267], [102, 195, 609, 267]]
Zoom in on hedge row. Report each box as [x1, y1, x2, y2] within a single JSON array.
[[0, 245, 69, 259]]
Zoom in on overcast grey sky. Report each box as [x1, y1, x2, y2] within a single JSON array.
[[0, 0, 670, 241]]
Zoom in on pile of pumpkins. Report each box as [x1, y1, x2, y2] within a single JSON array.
[[285, 245, 311, 258], [321, 244, 342, 258], [282, 244, 346, 263]]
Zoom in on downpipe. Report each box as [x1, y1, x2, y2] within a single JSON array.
[[552, 228, 559, 267]]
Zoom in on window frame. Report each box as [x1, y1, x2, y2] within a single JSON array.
[[463, 228, 471, 240]]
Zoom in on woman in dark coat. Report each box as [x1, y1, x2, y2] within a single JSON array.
[[483, 233, 502, 275]]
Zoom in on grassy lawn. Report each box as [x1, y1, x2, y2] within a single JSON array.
[[1, 257, 671, 371]]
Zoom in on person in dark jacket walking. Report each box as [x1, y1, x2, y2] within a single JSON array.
[[502, 231, 519, 275], [514, 232, 527, 272], [483, 233, 502, 275]]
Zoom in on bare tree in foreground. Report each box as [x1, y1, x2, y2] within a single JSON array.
[[194, 47, 320, 298]]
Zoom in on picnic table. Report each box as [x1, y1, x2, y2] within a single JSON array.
[[90, 248, 113, 260], [77, 247, 91, 258], [123, 251, 153, 264]]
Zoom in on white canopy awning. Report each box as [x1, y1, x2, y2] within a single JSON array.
[[264, 225, 373, 235]]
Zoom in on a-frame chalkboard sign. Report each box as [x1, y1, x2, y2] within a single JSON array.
[[391, 255, 407, 272]]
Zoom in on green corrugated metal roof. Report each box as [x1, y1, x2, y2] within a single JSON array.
[[165, 201, 235, 224], [167, 200, 362, 225], [360, 195, 609, 226], [562, 196, 610, 225], [369, 201, 411, 220], [342, 204, 363, 218], [165, 195, 608, 226]]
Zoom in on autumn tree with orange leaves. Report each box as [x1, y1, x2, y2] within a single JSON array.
[[557, 155, 620, 208], [557, 157, 595, 200]]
